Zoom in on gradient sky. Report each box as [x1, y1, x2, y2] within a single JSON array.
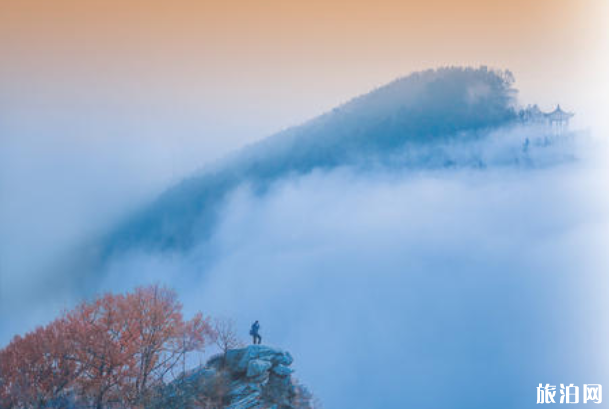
[[1, 0, 608, 152]]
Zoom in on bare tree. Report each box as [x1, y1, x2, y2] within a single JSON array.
[[212, 318, 243, 366]]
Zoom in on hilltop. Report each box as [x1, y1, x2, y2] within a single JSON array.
[[154, 345, 315, 409], [0, 285, 316, 409], [99, 66, 517, 258]]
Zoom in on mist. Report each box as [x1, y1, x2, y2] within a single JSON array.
[[92, 138, 609, 408], [2, 67, 609, 408], [0, 106, 255, 340]]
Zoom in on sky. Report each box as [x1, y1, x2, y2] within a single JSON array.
[[1, 1, 609, 408], [1, 0, 607, 239], [1, 0, 608, 146]]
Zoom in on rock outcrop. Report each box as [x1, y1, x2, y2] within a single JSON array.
[[153, 345, 315, 409]]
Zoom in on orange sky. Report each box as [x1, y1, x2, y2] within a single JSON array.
[[1, 0, 607, 145]]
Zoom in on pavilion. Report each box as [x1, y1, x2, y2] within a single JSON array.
[[544, 104, 574, 131]]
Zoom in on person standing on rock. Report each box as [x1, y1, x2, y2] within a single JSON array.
[[250, 320, 262, 344]]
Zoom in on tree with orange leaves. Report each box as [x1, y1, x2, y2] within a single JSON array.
[[0, 318, 78, 409], [121, 285, 213, 407], [0, 285, 214, 409], [64, 291, 137, 409]]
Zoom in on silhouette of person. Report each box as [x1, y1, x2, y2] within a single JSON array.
[[250, 320, 262, 344]]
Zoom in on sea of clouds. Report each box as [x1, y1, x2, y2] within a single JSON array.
[[1, 103, 608, 408], [92, 135, 609, 409]]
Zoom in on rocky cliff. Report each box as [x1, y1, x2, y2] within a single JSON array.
[[152, 345, 316, 409]]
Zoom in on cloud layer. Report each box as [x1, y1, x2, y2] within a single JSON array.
[[1, 67, 608, 408], [98, 147, 609, 408]]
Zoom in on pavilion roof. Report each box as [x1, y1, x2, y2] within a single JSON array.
[[545, 104, 574, 120]]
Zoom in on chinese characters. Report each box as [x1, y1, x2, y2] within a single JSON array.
[[537, 384, 602, 404]]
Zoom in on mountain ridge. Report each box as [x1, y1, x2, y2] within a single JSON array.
[[98, 66, 517, 261]]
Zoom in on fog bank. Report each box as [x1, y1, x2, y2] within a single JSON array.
[[99, 149, 609, 408]]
